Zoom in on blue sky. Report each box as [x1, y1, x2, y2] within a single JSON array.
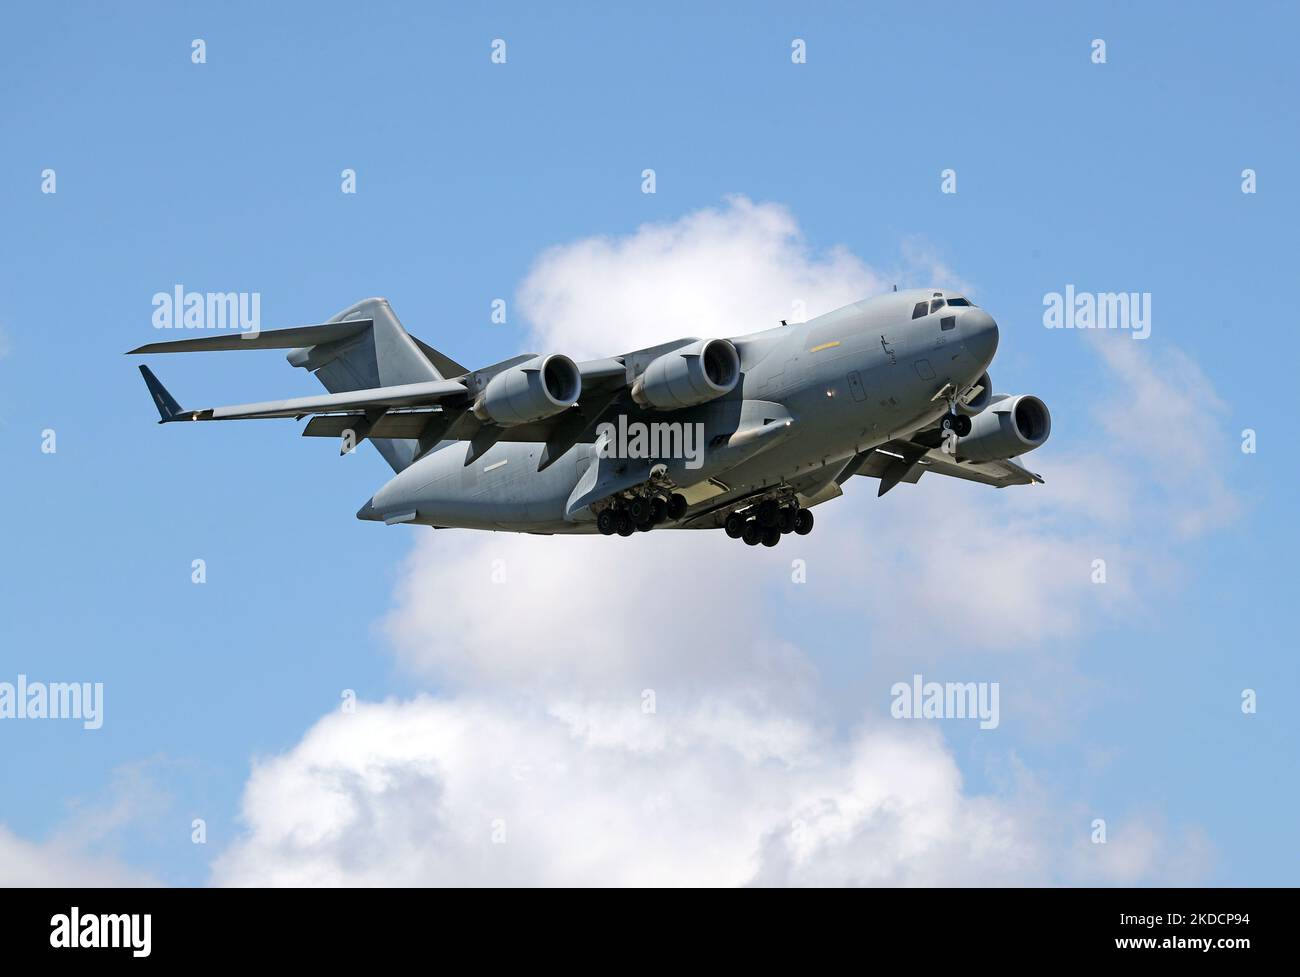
[[1, 1, 1296, 886]]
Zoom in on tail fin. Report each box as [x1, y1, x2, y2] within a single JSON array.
[[286, 298, 467, 473], [138, 365, 184, 422]]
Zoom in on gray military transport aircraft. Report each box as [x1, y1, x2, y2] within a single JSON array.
[[129, 289, 1050, 547]]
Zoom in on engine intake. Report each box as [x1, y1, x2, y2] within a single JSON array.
[[631, 339, 740, 410], [472, 354, 582, 427], [957, 394, 1051, 462]]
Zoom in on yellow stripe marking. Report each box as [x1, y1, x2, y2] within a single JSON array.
[[809, 340, 841, 353]]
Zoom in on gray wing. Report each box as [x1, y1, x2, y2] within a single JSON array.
[[850, 435, 1043, 494]]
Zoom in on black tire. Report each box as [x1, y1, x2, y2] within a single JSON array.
[[666, 493, 688, 520], [757, 500, 780, 528], [954, 414, 972, 437], [597, 509, 617, 535], [742, 521, 763, 546], [777, 508, 796, 534], [794, 508, 814, 535], [650, 497, 668, 524], [628, 496, 651, 523], [762, 527, 781, 547], [615, 513, 635, 537], [725, 513, 747, 538]]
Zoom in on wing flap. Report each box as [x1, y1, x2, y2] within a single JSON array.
[[855, 439, 1043, 489], [915, 452, 1042, 487], [302, 412, 447, 440]]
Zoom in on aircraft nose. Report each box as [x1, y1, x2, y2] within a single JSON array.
[[961, 308, 999, 366]]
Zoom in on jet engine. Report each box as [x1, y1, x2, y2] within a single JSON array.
[[631, 339, 740, 410], [956, 394, 1052, 462], [472, 354, 582, 426]]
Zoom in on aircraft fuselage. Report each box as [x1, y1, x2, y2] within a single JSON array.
[[362, 289, 999, 532]]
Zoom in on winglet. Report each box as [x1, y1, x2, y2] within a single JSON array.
[[138, 365, 185, 422]]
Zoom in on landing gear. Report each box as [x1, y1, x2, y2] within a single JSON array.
[[726, 499, 815, 547], [597, 509, 617, 536], [725, 512, 747, 538], [666, 493, 688, 521], [939, 413, 971, 437], [756, 500, 781, 528], [599, 488, 686, 538], [628, 496, 652, 524], [650, 497, 668, 525], [794, 508, 814, 535]]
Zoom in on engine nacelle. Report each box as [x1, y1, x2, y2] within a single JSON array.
[[631, 339, 740, 410], [957, 371, 993, 416], [472, 354, 582, 427], [957, 394, 1052, 462]]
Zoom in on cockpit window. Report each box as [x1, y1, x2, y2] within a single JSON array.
[[929, 298, 946, 314], [911, 301, 928, 319], [947, 297, 971, 307]]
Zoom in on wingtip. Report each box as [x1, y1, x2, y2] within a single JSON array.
[[137, 364, 184, 422]]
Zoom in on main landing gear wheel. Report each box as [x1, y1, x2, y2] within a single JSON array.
[[597, 509, 617, 536], [794, 508, 814, 535], [666, 493, 688, 521], [756, 500, 781, 528], [742, 521, 764, 546], [777, 508, 796, 534], [615, 513, 635, 537], [628, 496, 651, 524], [761, 527, 781, 547], [725, 512, 747, 538], [650, 497, 668, 525]]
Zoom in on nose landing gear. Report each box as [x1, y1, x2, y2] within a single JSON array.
[[938, 413, 972, 437], [936, 384, 975, 454]]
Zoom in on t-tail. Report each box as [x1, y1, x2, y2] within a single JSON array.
[[127, 298, 468, 472]]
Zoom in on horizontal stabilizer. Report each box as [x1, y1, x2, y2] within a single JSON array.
[[127, 320, 373, 355], [191, 378, 467, 421], [134, 367, 467, 423]]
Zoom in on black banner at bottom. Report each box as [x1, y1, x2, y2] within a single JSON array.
[[0, 886, 1283, 964]]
